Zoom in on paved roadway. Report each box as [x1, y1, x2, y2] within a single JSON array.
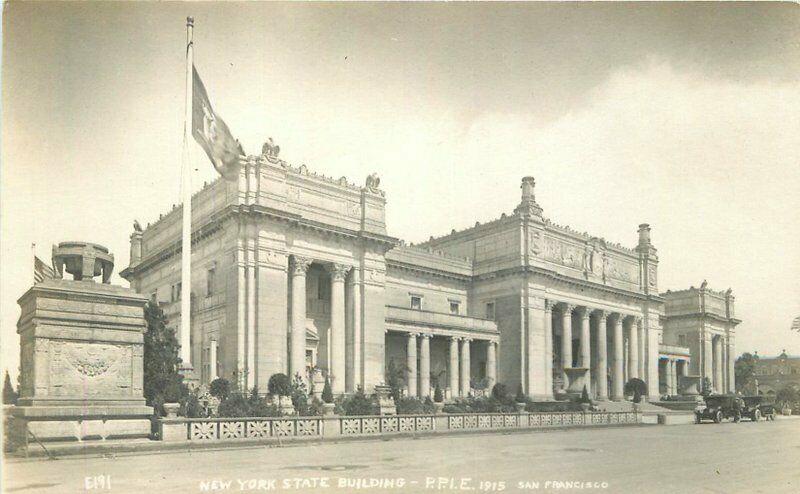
[[4, 419, 799, 494]]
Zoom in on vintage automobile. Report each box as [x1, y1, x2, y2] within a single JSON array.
[[741, 396, 776, 421], [695, 394, 744, 424]]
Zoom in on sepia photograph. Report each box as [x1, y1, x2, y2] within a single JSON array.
[[2, 2, 799, 493]]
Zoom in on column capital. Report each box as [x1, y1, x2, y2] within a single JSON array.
[[593, 309, 609, 321], [407, 332, 419, 339], [578, 307, 592, 320], [327, 262, 352, 281], [290, 255, 313, 275], [420, 333, 432, 340], [560, 303, 576, 314], [544, 299, 556, 312], [462, 337, 473, 343], [450, 335, 462, 342]]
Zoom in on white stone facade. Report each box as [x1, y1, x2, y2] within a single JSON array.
[[123, 157, 666, 400], [660, 285, 739, 395]]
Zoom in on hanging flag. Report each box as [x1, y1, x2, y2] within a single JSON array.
[[34, 255, 54, 283], [192, 65, 244, 181], [791, 315, 800, 332]]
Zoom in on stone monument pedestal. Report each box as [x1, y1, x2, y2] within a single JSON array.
[[564, 368, 590, 398], [12, 242, 152, 444]]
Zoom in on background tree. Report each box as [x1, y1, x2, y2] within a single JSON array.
[[2, 371, 18, 405], [143, 301, 187, 416], [735, 352, 759, 393]]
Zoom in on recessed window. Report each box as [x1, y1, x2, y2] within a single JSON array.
[[207, 268, 216, 297], [449, 301, 460, 315], [678, 334, 687, 347], [485, 302, 495, 320], [411, 296, 422, 310]]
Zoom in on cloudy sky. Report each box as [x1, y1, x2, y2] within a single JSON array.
[[3, 2, 799, 380]]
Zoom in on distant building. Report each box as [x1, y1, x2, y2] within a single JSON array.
[[123, 150, 666, 401], [753, 351, 800, 396], [660, 285, 740, 395]]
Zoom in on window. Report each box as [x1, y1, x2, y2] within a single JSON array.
[[206, 268, 216, 297], [485, 302, 495, 320], [449, 301, 460, 315], [677, 334, 687, 347], [411, 296, 422, 310], [317, 277, 330, 301], [171, 282, 182, 302]]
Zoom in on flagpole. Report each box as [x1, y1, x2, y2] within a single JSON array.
[[179, 16, 195, 379]]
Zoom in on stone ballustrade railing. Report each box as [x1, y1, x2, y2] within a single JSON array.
[[161, 411, 640, 442]]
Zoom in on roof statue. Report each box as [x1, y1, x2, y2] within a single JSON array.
[[133, 220, 143, 233], [262, 137, 280, 162], [365, 173, 381, 193], [700, 279, 708, 290]]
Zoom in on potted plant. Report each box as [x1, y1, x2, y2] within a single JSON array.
[[267, 373, 295, 415], [321, 377, 336, 416], [624, 378, 647, 412], [433, 383, 445, 414], [514, 384, 527, 413], [162, 376, 184, 418], [579, 385, 592, 413]]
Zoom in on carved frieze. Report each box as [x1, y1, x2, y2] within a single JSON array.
[[606, 257, 637, 283], [648, 265, 657, 288], [541, 236, 584, 270]]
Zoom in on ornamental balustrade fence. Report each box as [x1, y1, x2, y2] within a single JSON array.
[[160, 411, 640, 442]]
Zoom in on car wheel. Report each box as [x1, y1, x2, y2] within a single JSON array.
[[714, 411, 722, 423], [695, 414, 701, 424], [754, 410, 761, 422]]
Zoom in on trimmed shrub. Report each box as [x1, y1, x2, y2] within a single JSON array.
[[321, 377, 334, 404], [579, 385, 591, 404], [217, 392, 252, 418], [491, 383, 510, 402], [433, 383, 444, 403], [209, 378, 231, 401], [396, 397, 436, 415], [339, 387, 377, 416], [267, 373, 292, 397]]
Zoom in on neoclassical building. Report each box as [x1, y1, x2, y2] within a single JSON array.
[[122, 152, 666, 401], [660, 284, 739, 395]]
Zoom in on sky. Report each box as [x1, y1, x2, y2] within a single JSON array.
[[2, 2, 799, 380]]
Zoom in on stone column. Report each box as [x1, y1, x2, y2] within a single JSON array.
[[460, 338, 471, 397], [486, 341, 497, 391], [449, 337, 460, 398], [628, 317, 639, 380], [289, 256, 312, 381], [595, 310, 608, 400], [578, 307, 592, 390], [345, 269, 361, 392], [246, 241, 256, 390], [727, 336, 736, 394], [637, 321, 646, 379], [561, 304, 574, 385], [713, 336, 723, 392], [671, 359, 678, 395], [209, 339, 218, 381], [544, 300, 554, 399], [419, 334, 431, 398], [406, 333, 418, 397], [703, 332, 713, 390], [328, 263, 350, 394], [611, 314, 624, 400]]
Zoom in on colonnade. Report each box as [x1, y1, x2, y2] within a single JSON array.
[[546, 301, 645, 401], [404, 332, 497, 398], [288, 255, 355, 394], [660, 357, 688, 395]]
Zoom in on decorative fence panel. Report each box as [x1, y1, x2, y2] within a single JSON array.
[[165, 411, 640, 443]]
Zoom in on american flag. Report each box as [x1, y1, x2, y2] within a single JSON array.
[[792, 315, 800, 333], [34, 255, 54, 283]]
